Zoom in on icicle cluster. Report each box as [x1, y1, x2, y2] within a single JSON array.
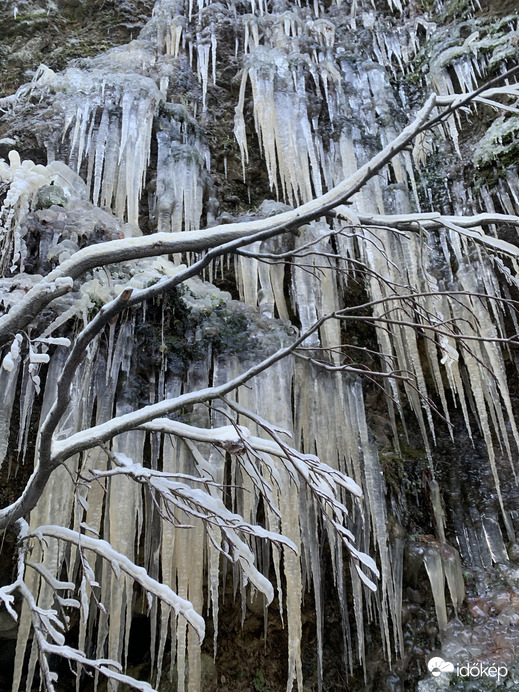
[[0, 151, 53, 275], [1, 0, 519, 691], [28, 64, 160, 228], [155, 105, 209, 234]]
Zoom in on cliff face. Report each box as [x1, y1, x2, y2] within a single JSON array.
[[1, 1, 519, 691]]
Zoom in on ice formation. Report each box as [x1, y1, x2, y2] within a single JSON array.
[[1, 0, 519, 690]]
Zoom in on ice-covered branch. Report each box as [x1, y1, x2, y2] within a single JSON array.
[[357, 212, 519, 259], [416, 63, 519, 137], [16, 577, 157, 692], [1, 520, 157, 692], [0, 519, 29, 620], [37, 288, 134, 475], [219, 398, 379, 584], [92, 448, 295, 603], [140, 417, 363, 499], [435, 81, 519, 110], [0, 314, 328, 529], [24, 525, 205, 640]]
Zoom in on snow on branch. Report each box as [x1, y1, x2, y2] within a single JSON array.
[[91, 446, 296, 604], [24, 525, 205, 642], [213, 398, 379, 584], [1, 519, 157, 691], [0, 310, 333, 530], [49, 322, 327, 461], [356, 212, 519, 260], [16, 579, 157, 692]]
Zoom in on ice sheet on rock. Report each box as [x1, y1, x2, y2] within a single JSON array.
[[430, 480, 446, 545], [482, 514, 510, 564], [156, 117, 207, 235]]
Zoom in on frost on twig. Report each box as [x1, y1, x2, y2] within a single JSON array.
[[27, 525, 205, 639], [0, 518, 205, 691], [7, 522, 204, 692], [137, 415, 377, 580], [93, 444, 297, 604], [0, 520, 142, 692]]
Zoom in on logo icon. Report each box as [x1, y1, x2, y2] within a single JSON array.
[[428, 657, 454, 677]]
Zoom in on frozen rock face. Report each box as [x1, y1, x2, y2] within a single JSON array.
[[1, 0, 519, 690]]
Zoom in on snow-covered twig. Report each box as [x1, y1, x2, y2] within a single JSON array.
[[357, 212, 519, 260], [217, 398, 379, 586], [24, 525, 205, 640], [90, 447, 296, 603]]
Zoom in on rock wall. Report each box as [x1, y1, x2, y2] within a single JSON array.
[[1, 0, 519, 690]]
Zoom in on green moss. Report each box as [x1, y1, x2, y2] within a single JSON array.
[[252, 670, 269, 692], [197, 303, 250, 354], [133, 286, 259, 376], [380, 445, 427, 496], [134, 288, 194, 369], [441, 0, 474, 22]]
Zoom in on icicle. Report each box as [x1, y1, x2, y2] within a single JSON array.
[[196, 39, 211, 112], [282, 477, 304, 692], [157, 427, 178, 687], [13, 349, 82, 692], [0, 340, 22, 470], [423, 543, 448, 635], [299, 489, 324, 690], [234, 68, 250, 181], [430, 479, 446, 544], [441, 544, 465, 616], [391, 524, 406, 656], [482, 514, 510, 564], [353, 380, 394, 662], [211, 23, 217, 86]]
